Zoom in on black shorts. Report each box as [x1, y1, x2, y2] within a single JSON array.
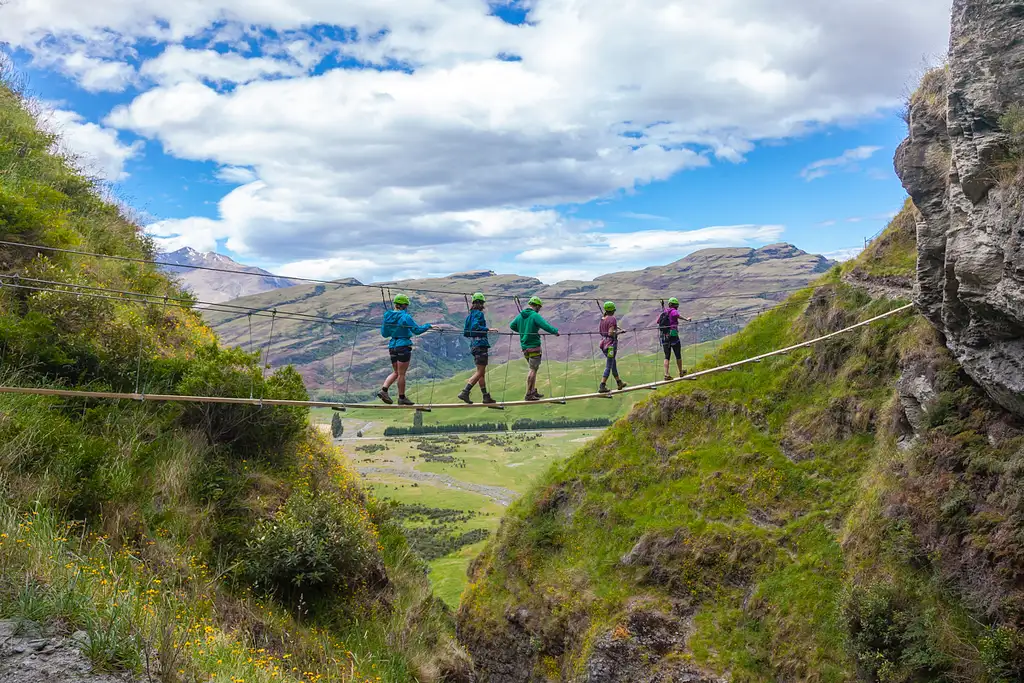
[[662, 338, 681, 360], [471, 346, 489, 366], [389, 346, 412, 364]]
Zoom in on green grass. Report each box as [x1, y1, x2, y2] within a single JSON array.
[[0, 75, 472, 681], [460, 270, 925, 679], [0, 501, 423, 683], [461, 205, 1024, 681], [998, 102, 1024, 183], [843, 200, 917, 283]]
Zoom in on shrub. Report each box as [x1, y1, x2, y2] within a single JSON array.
[[842, 581, 952, 682], [244, 488, 385, 608], [330, 411, 343, 439], [1001, 103, 1024, 159], [979, 626, 1024, 682], [176, 344, 308, 459]]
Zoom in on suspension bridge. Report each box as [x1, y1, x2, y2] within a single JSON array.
[[0, 245, 915, 411]]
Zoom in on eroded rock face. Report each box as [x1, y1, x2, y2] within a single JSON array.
[[895, 0, 1024, 418]]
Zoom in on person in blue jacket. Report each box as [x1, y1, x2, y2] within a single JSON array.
[[458, 292, 497, 405], [378, 293, 432, 405]]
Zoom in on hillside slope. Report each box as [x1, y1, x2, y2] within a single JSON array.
[[161, 247, 302, 304], [0, 78, 469, 681], [204, 245, 833, 396], [457, 200, 1024, 682]]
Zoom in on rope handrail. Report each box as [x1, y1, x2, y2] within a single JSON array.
[[0, 238, 847, 305], [0, 274, 813, 334], [0, 304, 914, 410]]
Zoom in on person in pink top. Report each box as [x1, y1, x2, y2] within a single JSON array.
[[658, 297, 691, 380], [598, 301, 627, 393]]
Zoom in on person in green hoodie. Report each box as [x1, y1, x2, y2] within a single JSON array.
[[509, 296, 559, 401]]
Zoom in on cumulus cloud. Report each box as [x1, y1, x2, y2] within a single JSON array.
[[516, 225, 786, 265], [44, 109, 143, 180], [31, 48, 137, 92], [0, 0, 951, 277], [139, 46, 304, 86], [800, 145, 882, 181], [215, 166, 259, 184], [822, 247, 863, 262]]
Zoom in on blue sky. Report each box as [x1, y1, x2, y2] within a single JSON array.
[[1, 0, 950, 283]]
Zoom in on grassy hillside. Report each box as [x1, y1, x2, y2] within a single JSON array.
[[458, 204, 1024, 682], [0, 78, 469, 681]]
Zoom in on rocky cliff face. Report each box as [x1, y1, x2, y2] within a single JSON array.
[[895, 0, 1024, 417]]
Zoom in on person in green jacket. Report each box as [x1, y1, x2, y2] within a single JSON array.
[[509, 296, 559, 401]]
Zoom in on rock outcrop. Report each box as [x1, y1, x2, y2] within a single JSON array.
[[895, 0, 1024, 417]]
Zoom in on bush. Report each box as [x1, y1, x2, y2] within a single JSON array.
[[383, 422, 507, 436], [842, 582, 951, 682], [176, 344, 309, 459], [330, 411, 344, 438], [1001, 103, 1024, 158], [510, 417, 611, 430], [244, 488, 385, 608]]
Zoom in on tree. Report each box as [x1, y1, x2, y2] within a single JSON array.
[[331, 412, 344, 439], [413, 410, 423, 428]]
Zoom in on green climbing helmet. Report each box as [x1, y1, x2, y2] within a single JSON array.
[[603, 301, 616, 312], [668, 297, 679, 306], [472, 292, 486, 303], [528, 296, 543, 308], [393, 293, 410, 306]]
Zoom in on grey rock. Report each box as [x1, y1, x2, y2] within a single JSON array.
[[0, 625, 131, 683], [895, 0, 1024, 418], [579, 609, 723, 683]]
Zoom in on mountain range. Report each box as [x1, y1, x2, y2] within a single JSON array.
[[200, 243, 835, 395]]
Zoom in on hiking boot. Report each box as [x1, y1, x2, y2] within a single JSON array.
[[457, 389, 473, 404], [616, 379, 627, 390], [397, 396, 415, 406], [598, 382, 610, 394], [377, 388, 394, 405], [481, 393, 497, 405], [525, 391, 542, 402], [663, 375, 673, 381], [679, 369, 688, 377]]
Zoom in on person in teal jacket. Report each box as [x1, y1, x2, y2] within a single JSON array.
[[459, 292, 498, 405], [509, 296, 559, 401], [378, 294, 432, 406]]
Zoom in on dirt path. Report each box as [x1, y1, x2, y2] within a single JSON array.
[[357, 467, 519, 506]]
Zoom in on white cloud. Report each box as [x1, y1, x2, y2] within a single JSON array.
[[31, 49, 137, 92], [800, 145, 883, 181], [139, 46, 304, 86], [44, 109, 143, 180], [216, 166, 259, 184], [516, 224, 786, 265], [0, 0, 951, 277], [822, 247, 863, 262]]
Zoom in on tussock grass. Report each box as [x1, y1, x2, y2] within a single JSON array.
[[997, 103, 1024, 185]]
